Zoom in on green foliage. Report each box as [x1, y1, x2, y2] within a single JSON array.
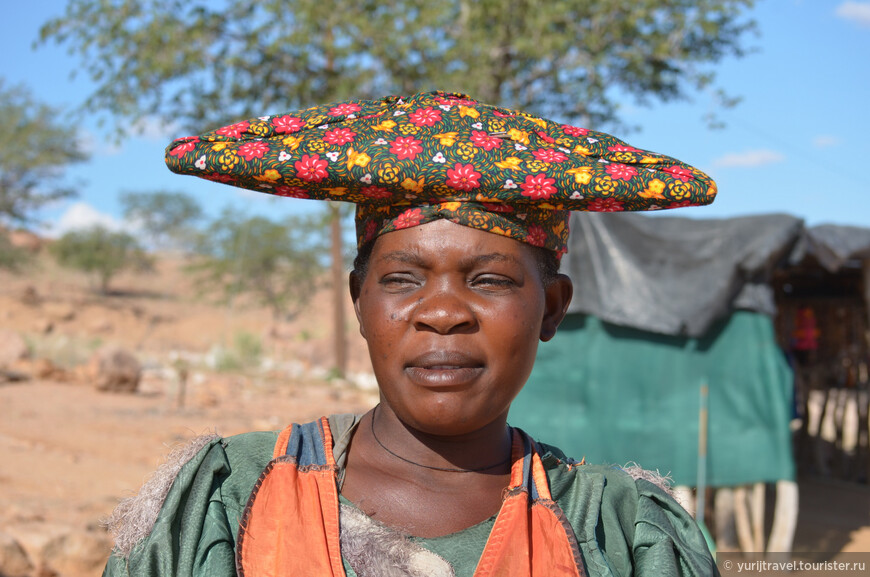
[[213, 331, 263, 372], [189, 209, 327, 321], [120, 190, 203, 251], [49, 225, 152, 293], [0, 233, 30, 271], [0, 79, 88, 224], [38, 0, 755, 133]]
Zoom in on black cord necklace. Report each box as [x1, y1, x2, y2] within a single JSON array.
[[369, 406, 512, 473]]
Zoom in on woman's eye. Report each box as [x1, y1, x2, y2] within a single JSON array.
[[379, 274, 419, 289], [471, 275, 515, 289]]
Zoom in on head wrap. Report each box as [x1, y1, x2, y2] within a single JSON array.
[[166, 91, 716, 254]]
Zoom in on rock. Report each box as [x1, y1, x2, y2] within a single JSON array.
[[19, 285, 41, 307], [39, 531, 111, 577], [89, 318, 114, 334], [33, 318, 54, 335], [87, 346, 142, 393], [43, 303, 76, 322], [31, 359, 69, 382], [8, 229, 44, 253], [0, 531, 34, 577], [0, 330, 29, 368]]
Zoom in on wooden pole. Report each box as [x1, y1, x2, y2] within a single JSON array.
[[330, 204, 347, 378]]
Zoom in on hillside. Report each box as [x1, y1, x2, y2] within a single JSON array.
[[0, 249, 378, 576], [0, 247, 868, 576]]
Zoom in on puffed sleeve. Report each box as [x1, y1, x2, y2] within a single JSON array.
[[102, 432, 276, 577], [631, 477, 719, 577], [549, 460, 718, 577]]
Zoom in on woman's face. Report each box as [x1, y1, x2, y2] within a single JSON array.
[[351, 219, 572, 437]]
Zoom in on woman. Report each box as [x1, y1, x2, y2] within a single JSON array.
[[104, 91, 719, 576]]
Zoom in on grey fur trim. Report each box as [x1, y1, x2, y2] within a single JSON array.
[[339, 503, 454, 577], [105, 433, 221, 558], [621, 462, 674, 495]]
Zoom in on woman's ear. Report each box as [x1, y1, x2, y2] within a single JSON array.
[[349, 271, 366, 339], [540, 274, 573, 342]]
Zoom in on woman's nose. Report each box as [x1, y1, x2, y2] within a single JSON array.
[[411, 286, 477, 335]]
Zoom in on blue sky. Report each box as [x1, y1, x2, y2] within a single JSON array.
[[3, 0, 869, 235]]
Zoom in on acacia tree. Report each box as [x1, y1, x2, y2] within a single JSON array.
[[0, 80, 88, 224], [189, 210, 327, 323], [49, 225, 152, 294], [39, 0, 756, 373], [120, 190, 203, 252], [0, 79, 89, 269]]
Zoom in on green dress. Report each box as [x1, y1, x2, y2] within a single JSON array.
[[102, 417, 717, 577]]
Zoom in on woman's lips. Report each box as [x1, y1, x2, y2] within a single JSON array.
[[404, 351, 484, 387]]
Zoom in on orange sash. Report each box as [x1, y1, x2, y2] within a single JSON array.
[[236, 417, 587, 577]]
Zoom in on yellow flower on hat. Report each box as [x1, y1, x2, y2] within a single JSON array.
[[255, 169, 282, 182], [528, 117, 547, 129], [508, 129, 530, 145], [458, 106, 480, 119], [566, 166, 593, 184], [372, 119, 397, 132], [495, 157, 523, 170], [432, 132, 459, 146], [401, 177, 425, 193], [440, 201, 462, 212], [325, 187, 347, 196], [212, 142, 229, 152], [282, 135, 302, 150], [346, 147, 371, 170]]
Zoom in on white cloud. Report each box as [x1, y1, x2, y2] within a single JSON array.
[[712, 149, 786, 168], [836, 2, 870, 27], [813, 135, 841, 148], [78, 130, 124, 157], [132, 116, 181, 141], [46, 202, 124, 238]]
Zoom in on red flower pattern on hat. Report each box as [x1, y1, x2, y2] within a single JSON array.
[[605, 163, 638, 181], [390, 137, 424, 161], [446, 163, 482, 191], [216, 121, 249, 138], [295, 154, 329, 182], [663, 165, 695, 182], [408, 107, 442, 127], [520, 174, 557, 200], [470, 131, 503, 151], [588, 198, 625, 212], [272, 115, 305, 134], [165, 91, 717, 255], [533, 149, 568, 163], [328, 103, 362, 116], [394, 208, 424, 229], [323, 128, 356, 146], [238, 141, 270, 161]]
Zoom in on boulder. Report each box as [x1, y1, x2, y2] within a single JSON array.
[[87, 346, 142, 393], [0, 330, 29, 368], [0, 531, 33, 577], [8, 229, 44, 253], [19, 285, 41, 307], [42, 303, 76, 322], [40, 531, 111, 577]]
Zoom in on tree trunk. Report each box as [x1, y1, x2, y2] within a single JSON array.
[[330, 203, 347, 378]]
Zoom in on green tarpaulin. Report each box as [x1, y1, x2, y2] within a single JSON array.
[[510, 311, 795, 487]]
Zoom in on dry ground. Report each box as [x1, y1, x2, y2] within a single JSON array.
[[0, 252, 867, 576]]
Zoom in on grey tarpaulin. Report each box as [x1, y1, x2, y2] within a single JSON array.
[[791, 224, 870, 272], [561, 212, 805, 337]]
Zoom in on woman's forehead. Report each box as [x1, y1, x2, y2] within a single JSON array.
[[370, 220, 534, 263]]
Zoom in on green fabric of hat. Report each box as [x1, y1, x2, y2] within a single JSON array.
[[165, 91, 717, 254]]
